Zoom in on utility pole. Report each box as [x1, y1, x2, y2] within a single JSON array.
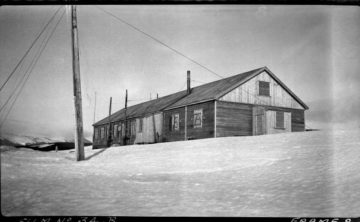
[[107, 97, 112, 147], [71, 5, 84, 161], [93, 91, 97, 124], [124, 89, 128, 145]]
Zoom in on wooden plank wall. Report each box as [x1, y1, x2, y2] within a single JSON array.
[[186, 101, 215, 140], [252, 106, 265, 135], [290, 109, 305, 132], [220, 71, 304, 110], [265, 110, 291, 134], [163, 101, 215, 142], [162, 107, 186, 142], [93, 102, 305, 149], [216, 101, 253, 137], [265, 106, 305, 132], [93, 124, 110, 148], [134, 113, 163, 144]]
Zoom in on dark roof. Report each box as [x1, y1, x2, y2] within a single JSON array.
[[166, 67, 264, 109], [93, 90, 188, 126], [93, 66, 308, 126]]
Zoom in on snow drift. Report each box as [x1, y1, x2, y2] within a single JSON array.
[[1, 128, 359, 216]]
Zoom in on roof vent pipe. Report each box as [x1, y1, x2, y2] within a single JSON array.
[[187, 70, 191, 94]]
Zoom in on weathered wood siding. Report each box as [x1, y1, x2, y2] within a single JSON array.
[[265, 106, 305, 132], [252, 106, 266, 135], [290, 109, 305, 132], [186, 101, 215, 140], [93, 124, 110, 148], [134, 113, 163, 144], [110, 121, 125, 145], [265, 110, 291, 134], [219, 71, 304, 109], [162, 107, 186, 142], [163, 101, 215, 142], [216, 101, 253, 137]]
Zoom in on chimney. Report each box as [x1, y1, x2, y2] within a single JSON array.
[[187, 70, 191, 94]]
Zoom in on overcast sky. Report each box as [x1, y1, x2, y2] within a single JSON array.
[[0, 5, 359, 139]]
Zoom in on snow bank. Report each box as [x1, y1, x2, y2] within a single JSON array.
[[1, 128, 359, 216]]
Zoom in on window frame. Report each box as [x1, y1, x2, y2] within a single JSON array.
[[138, 118, 143, 133], [130, 120, 136, 135], [258, 81, 270, 97], [121, 123, 125, 136], [275, 111, 285, 129], [193, 109, 203, 128], [100, 127, 105, 139], [94, 128, 99, 140], [113, 124, 118, 137], [171, 113, 180, 131], [106, 125, 110, 138]]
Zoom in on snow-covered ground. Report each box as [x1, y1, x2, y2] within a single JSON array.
[[1, 128, 359, 216]]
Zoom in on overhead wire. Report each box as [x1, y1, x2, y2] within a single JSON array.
[[0, 8, 66, 123], [0, 6, 63, 93], [0, 8, 64, 114], [94, 6, 270, 106], [0, 8, 66, 128], [95, 6, 224, 80]]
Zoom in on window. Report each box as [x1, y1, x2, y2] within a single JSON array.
[[113, 124, 118, 137], [94, 128, 99, 140], [138, 119, 143, 133], [276, 111, 284, 129], [169, 115, 172, 131], [259, 81, 270, 96], [106, 125, 110, 138], [100, 127, 105, 139], [118, 124, 122, 133], [193, 109, 203, 128], [171, 113, 179, 131], [121, 123, 125, 136], [131, 121, 136, 135]]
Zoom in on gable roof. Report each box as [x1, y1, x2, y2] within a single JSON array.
[[166, 66, 308, 110], [93, 66, 308, 127], [165, 67, 264, 109], [93, 90, 188, 126]]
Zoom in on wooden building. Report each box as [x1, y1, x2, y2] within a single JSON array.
[[93, 67, 308, 148], [92, 91, 188, 148]]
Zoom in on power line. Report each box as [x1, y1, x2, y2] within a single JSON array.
[[1, 9, 65, 122], [94, 6, 270, 106], [192, 79, 206, 84], [0, 8, 66, 128], [95, 6, 224, 80], [178, 81, 187, 92], [0, 6, 63, 93], [1, 9, 64, 114]]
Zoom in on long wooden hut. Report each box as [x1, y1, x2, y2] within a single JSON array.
[[92, 91, 187, 148], [162, 66, 308, 142], [93, 66, 309, 148]]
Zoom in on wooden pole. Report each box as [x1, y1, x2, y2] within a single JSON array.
[[124, 89, 128, 145], [107, 97, 112, 147], [71, 5, 84, 161]]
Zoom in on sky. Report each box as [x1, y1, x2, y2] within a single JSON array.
[[0, 5, 359, 139]]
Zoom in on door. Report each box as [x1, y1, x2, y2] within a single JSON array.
[[253, 106, 266, 135]]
